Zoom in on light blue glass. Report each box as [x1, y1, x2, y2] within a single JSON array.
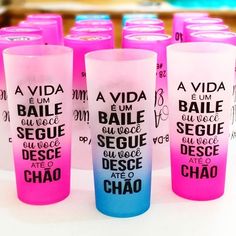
[[86, 49, 156, 218], [122, 13, 157, 26], [75, 14, 110, 22]]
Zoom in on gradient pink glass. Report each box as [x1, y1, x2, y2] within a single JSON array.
[[3, 45, 73, 204], [123, 33, 171, 169], [125, 19, 164, 27], [0, 26, 43, 36], [0, 35, 43, 171], [184, 24, 229, 42], [183, 18, 224, 41], [27, 14, 64, 44], [172, 12, 209, 43], [167, 42, 235, 200], [64, 34, 114, 169], [19, 20, 60, 45]]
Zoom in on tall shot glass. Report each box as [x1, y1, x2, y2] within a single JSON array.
[[3, 45, 73, 204], [167, 42, 236, 200], [85, 49, 156, 217]]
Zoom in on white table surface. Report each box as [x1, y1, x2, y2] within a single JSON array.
[[0, 139, 235, 236]]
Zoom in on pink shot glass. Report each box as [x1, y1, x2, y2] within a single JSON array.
[[167, 42, 235, 200], [3, 45, 73, 205]]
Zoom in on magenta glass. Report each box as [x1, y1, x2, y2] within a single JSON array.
[[0, 35, 43, 171], [125, 19, 164, 27], [27, 13, 64, 44], [75, 19, 113, 29], [167, 42, 235, 200], [70, 26, 114, 42], [19, 20, 60, 45], [0, 26, 43, 36], [123, 33, 171, 169], [173, 12, 209, 43], [3, 45, 73, 204], [85, 49, 156, 217], [64, 34, 114, 169], [183, 18, 224, 41], [184, 24, 229, 42]]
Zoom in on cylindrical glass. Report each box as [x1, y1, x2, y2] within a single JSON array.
[[27, 14, 64, 44], [125, 19, 164, 27], [184, 24, 229, 42], [123, 33, 171, 169], [3, 45, 73, 204], [64, 34, 114, 170], [0, 34, 43, 170], [0, 26, 43, 36], [85, 49, 156, 217], [183, 18, 224, 41], [167, 42, 235, 200], [173, 12, 209, 43], [19, 20, 60, 45]]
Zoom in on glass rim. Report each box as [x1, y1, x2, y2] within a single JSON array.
[[174, 12, 208, 17], [27, 13, 61, 18], [186, 23, 229, 30], [3, 45, 72, 57], [184, 17, 223, 24], [85, 48, 156, 62], [71, 26, 113, 31], [64, 34, 112, 42], [124, 33, 171, 42], [20, 20, 58, 25], [124, 25, 164, 29], [167, 42, 236, 54], [190, 30, 236, 39]]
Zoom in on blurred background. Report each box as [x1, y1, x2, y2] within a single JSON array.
[[0, 0, 235, 47]]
